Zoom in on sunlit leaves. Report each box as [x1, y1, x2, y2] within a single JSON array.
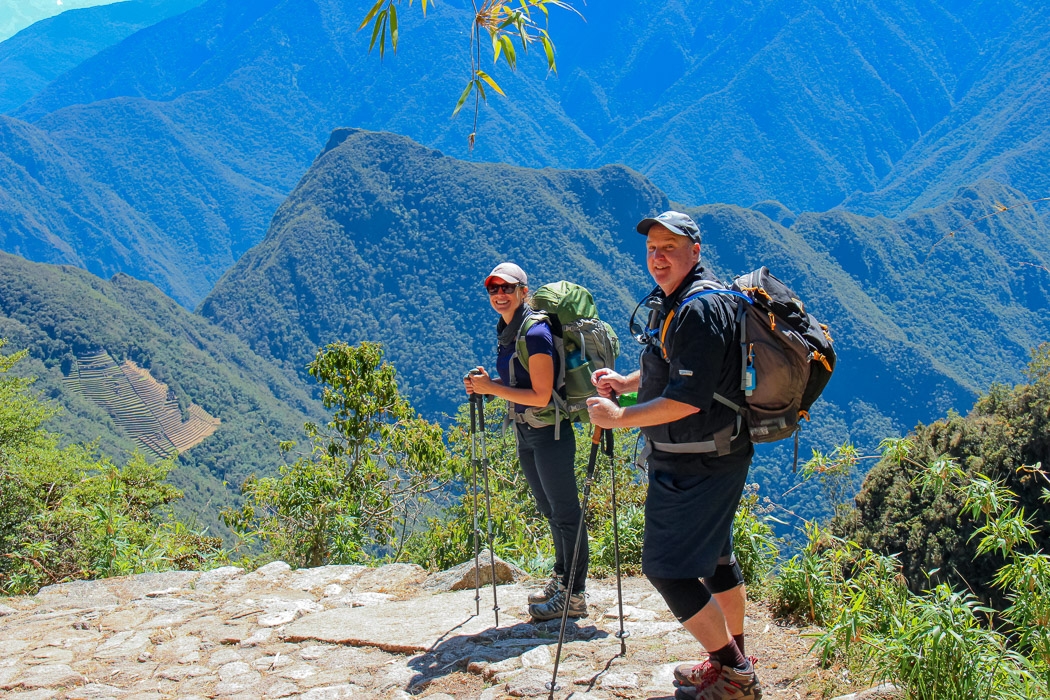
[[359, 0, 579, 144]]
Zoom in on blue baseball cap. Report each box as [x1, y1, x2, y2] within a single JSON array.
[[636, 210, 701, 243]]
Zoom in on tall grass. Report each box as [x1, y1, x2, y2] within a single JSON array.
[[772, 440, 1050, 699]]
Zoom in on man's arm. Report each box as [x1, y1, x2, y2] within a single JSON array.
[[587, 395, 698, 429]]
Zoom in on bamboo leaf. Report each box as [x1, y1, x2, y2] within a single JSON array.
[[420, 0, 429, 16], [390, 3, 399, 52], [541, 32, 556, 71], [492, 30, 503, 63], [379, 13, 388, 59], [358, 0, 386, 31], [451, 80, 474, 117], [368, 8, 386, 53], [475, 77, 488, 100], [477, 70, 505, 96], [499, 34, 517, 69]]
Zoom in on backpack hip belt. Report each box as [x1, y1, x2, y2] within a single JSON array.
[[647, 413, 744, 457]]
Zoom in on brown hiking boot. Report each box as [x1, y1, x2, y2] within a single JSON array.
[[673, 658, 761, 700], [527, 575, 564, 604], [528, 589, 587, 621], [675, 657, 759, 687]]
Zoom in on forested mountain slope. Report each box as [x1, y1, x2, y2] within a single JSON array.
[[0, 252, 325, 537], [0, 0, 204, 113], [2, 0, 1048, 306], [198, 129, 1050, 519]]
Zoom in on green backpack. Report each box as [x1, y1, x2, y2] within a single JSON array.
[[508, 281, 620, 437]]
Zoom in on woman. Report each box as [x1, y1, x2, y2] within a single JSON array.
[[464, 262, 588, 621]]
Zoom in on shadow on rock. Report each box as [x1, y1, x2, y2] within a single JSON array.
[[406, 616, 608, 691]]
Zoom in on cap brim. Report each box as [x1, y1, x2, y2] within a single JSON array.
[[637, 218, 693, 239], [485, 275, 517, 286]]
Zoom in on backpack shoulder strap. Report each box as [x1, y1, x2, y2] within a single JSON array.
[[658, 282, 751, 362], [512, 311, 549, 379]]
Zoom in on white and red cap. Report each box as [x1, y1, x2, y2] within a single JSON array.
[[484, 262, 528, 287]]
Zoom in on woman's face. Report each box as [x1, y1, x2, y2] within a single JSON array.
[[487, 278, 526, 319]]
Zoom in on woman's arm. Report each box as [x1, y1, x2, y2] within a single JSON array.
[[467, 354, 554, 408]]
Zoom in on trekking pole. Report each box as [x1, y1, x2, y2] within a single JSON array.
[[547, 425, 602, 698], [466, 376, 482, 617], [476, 392, 500, 626], [606, 427, 629, 656]]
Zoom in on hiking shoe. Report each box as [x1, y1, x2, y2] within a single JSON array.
[[527, 575, 565, 604], [528, 589, 587, 621], [675, 657, 759, 687], [673, 659, 761, 700]]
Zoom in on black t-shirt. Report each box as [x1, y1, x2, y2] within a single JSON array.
[[638, 265, 751, 474]]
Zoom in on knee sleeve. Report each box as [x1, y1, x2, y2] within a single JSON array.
[[704, 560, 744, 594], [647, 575, 712, 623]]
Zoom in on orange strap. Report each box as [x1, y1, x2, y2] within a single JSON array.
[[799, 410, 811, 422], [812, 351, 832, 372], [659, 308, 677, 361]]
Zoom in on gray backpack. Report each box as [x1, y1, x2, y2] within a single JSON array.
[[510, 281, 620, 437]]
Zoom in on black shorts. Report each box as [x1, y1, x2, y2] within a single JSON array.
[[641, 452, 751, 579]]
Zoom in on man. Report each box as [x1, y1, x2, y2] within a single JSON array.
[[587, 211, 760, 700]]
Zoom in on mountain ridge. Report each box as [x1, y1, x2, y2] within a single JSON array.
[[2, 0, 1049, 308]]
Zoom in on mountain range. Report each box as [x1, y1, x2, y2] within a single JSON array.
[[197, 127, 1050, 520], [2, 0, 1050, 529], [1, 0, 1048, 307], [0, 0, 124, 42]]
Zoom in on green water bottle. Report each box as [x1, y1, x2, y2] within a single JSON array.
[[619, 391, 638, 407]]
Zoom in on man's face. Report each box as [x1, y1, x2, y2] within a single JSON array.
[[646, 224, 700, 295]]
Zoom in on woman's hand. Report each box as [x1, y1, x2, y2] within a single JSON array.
[[465, 366, 494, 395]]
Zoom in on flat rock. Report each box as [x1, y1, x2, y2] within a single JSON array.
[[352, 564, 427, 594], [422, 550, 529, 591], [832, 684, 905, 700], [504, 667, 556, 697], [10, 663, 85, 689], [287, 566, 368, 592], [283, 587, 524, 653]]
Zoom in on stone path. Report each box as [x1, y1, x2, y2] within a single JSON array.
[[0, 560, 886, 699]]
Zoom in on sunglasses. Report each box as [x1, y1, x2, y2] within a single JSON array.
[[486, 283, 519, 295]]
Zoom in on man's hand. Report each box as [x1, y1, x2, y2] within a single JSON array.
[[591, 368, 633, 398], [587, 396, 624, 428]]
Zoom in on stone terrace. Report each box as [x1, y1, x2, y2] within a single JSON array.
[[0, 559, 883, 699]]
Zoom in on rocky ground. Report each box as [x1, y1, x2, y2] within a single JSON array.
[[0, 557, 897, 699]]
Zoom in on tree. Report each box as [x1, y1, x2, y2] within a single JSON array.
[[222, 341, 455, 567]]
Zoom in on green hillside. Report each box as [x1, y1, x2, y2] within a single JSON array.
[[197, 129, 1050, 523], [0, 251, 325, 539], [198, 128, 665, 416]]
